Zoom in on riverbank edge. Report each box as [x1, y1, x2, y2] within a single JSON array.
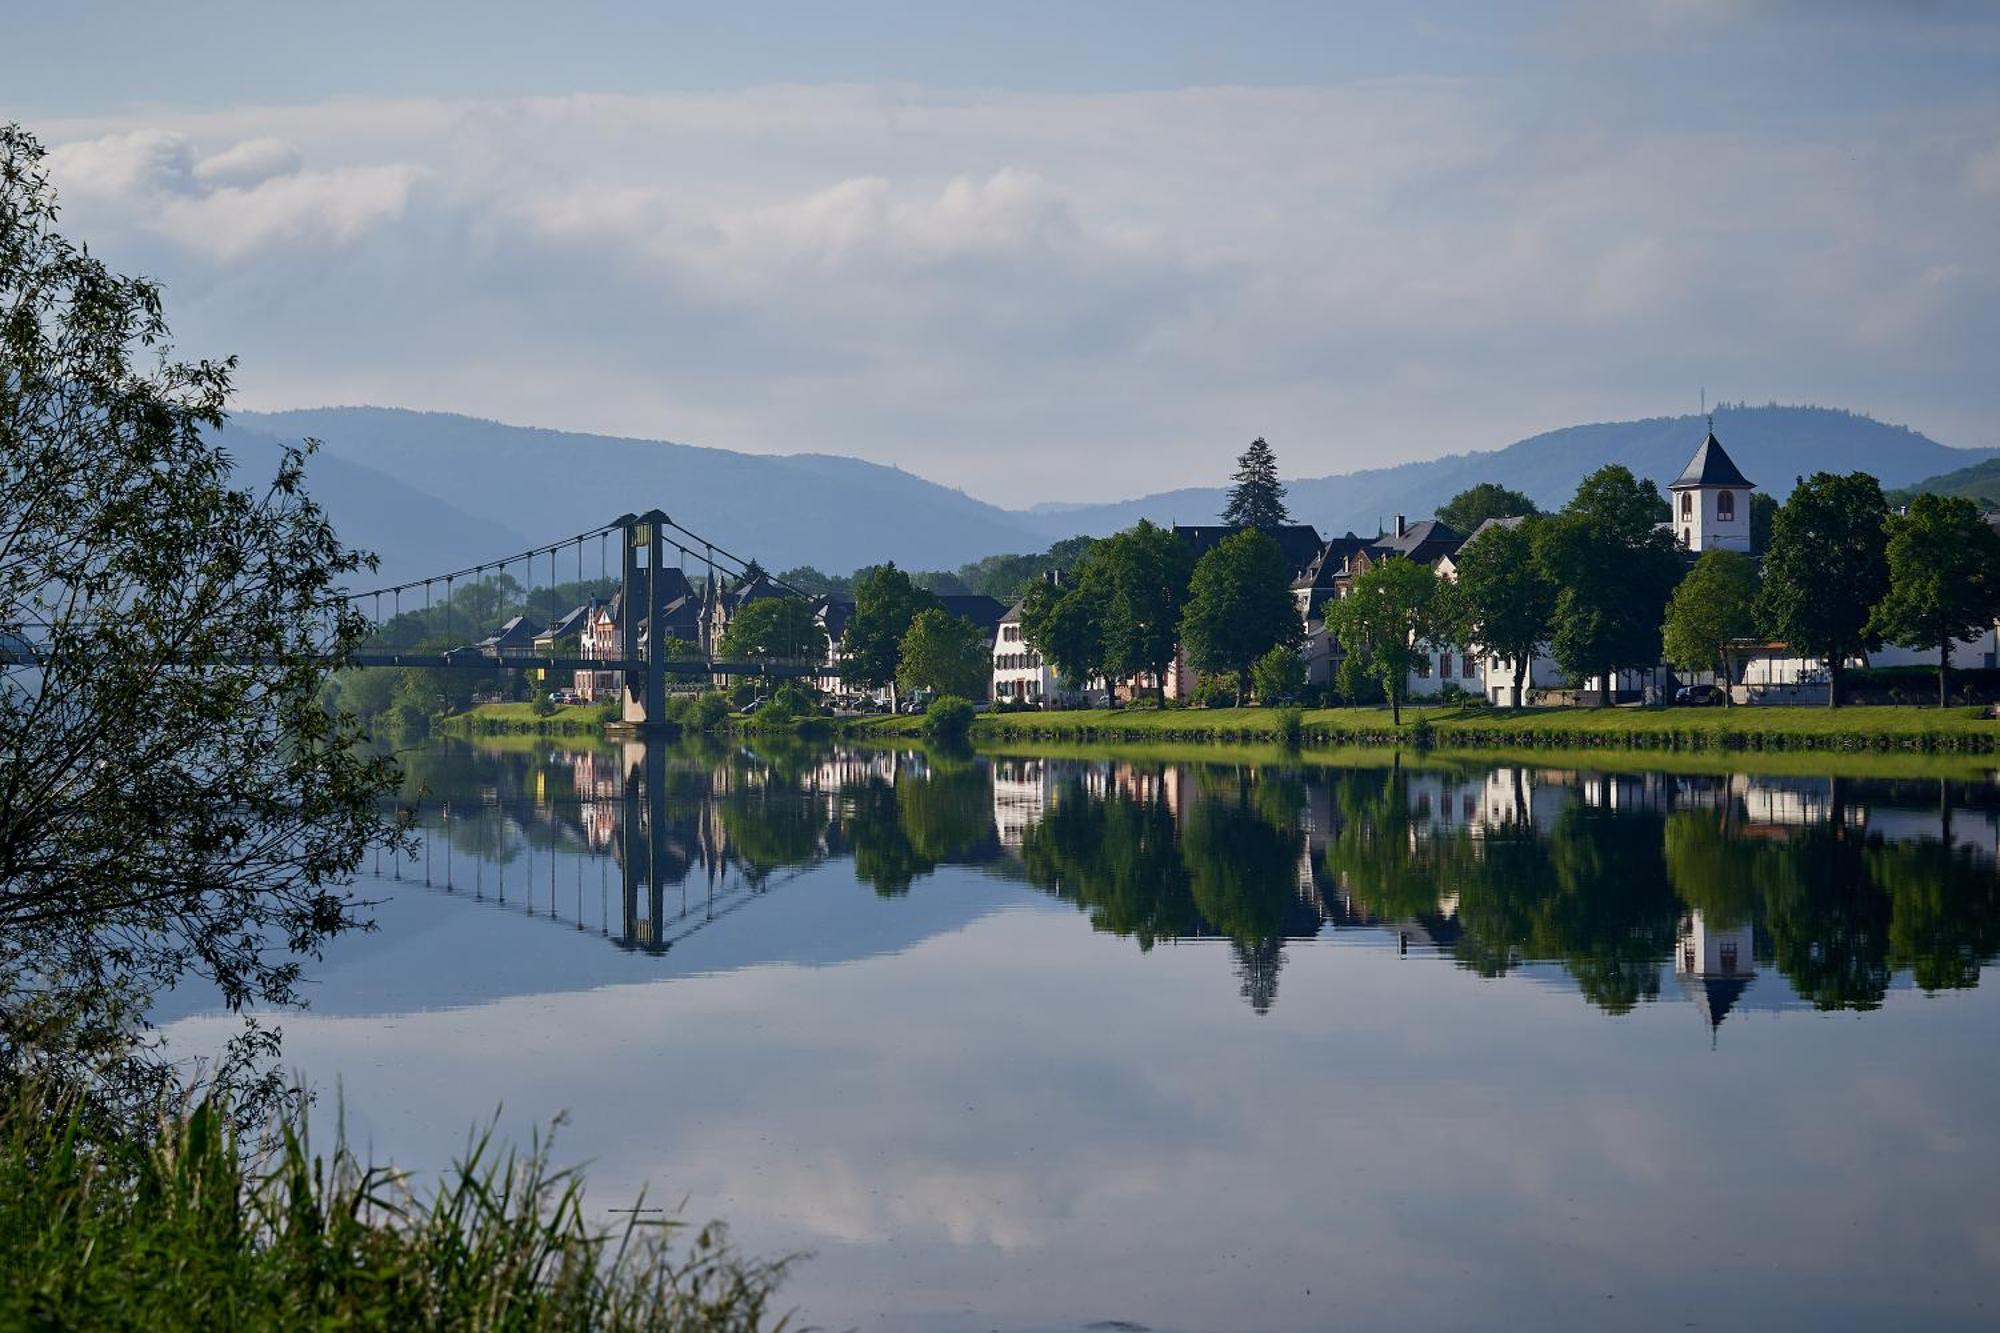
[[837, 704, 2000, 754]]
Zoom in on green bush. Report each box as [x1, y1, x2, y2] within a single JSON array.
[[0, 1082, 798, 1331], [923, 695, 976, 741], [1251, 644, 1306, 705], [694, 692, 731, 730], [729, 679, 763, 708], [1276, 706, 1304, 748]]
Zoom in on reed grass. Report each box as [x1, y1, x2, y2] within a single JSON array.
[[0, 1083, 800, 1331]]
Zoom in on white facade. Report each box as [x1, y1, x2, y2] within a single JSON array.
[[992, 615, 1073, 705], [1671, 481, 1751, 552]]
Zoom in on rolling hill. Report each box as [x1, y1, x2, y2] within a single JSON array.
[[1015, 406, 1996, 542], [1886, 457, 2000, 510], [230, 404, 1992, 583]]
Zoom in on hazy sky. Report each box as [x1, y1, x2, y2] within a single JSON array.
[[11, 1, 1999, 505]]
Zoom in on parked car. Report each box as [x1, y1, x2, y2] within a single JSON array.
[[1674, 684, 1726, 706]]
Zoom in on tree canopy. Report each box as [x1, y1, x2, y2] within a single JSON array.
[[0, 125, 403, 1116], [895, 607, 989, 698], [1447, 518, 1554, 706], [1095, 521, 1195, 700], [1436, 483, 1540, 536], [1662, 548, 1759, 692], [841, 563, 936, 696], [1757, 471, 1890, 707], [718, 596, 826, 661], [1327, 556, 1446, 724], [1868, 493, 2000, 707], [1178, 529, 1300, 701], [1536, 465, 1683, 704], [1221, 437, 1290, 530]]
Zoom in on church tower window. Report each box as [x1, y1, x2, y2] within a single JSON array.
[[1717, 490, 1735, 521]]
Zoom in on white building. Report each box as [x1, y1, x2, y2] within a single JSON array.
[[1670, 429, 1754, 553], [992, 596, 1093, 706]]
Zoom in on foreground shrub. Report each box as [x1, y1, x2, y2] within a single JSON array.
[[0, 1084, 799, 1331], [923, 695, 975, 741]]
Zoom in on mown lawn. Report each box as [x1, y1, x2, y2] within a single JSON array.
[[436, 701, 617, 734], [846, 703, 1998, 753]]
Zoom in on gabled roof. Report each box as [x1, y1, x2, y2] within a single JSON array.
[[1681, 972, 1752, 1034], [1292, 534, 1374, 590], [1370, 518, 1463, 564], [814, 594, 855, 641], [537, 602, 594, 642], [936, 593, 1007, 634], [1671, 431, 1754, 490], [1461, 514, 1527, 546], [1174, 523, 1325, 577]]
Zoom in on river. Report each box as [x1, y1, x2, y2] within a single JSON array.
[[164, 736, 2000, 1331]]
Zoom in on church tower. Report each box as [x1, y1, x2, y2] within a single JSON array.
[[1669, 424, 1754, 552]]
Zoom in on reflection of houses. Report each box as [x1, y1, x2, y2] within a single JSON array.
[[1677, 909, 1756, 1036], [991, 757, 1052, 849]]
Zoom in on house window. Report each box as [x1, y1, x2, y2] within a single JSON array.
[[1720, 939, 1739, 975], [1440, 653, 1454, 678], [1717, 490, 1736, 521], [1462, 654, 1476, 677], [1680, 491, 1692, 519]]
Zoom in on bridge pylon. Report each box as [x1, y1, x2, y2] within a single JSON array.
[[618, 510, 674, 729]]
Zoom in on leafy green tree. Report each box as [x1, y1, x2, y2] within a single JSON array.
[[774, 565, 851, 597], [1221, 437, 1290, 530], [718, 596, 826, 660], [0, 125, 402, 1112], [1097, 520, 1195, 702], [1535, 465, 1683, 706], [842, 563, 937, 706], [1749, 491, 1777, 555], [1250, 643, 1306, 704], [1436, 483, 1539, 536], [896, 608, 989, 699], [1867, 493, 2000, 707], [1448, 518, 1554, 706], [1327, 557, 1444, 725], [1757, 472, 1890, 707], [1179, 529, 1301, 702], [1662, 549, 1759, 700], [1019, 568, 1109, 697]]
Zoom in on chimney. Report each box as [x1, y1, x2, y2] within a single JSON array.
[[1395, 514, 1407, 539]]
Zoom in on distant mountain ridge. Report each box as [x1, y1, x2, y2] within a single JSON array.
[[1015, 406, 1996, 542], [233, 404, 1992, 583]]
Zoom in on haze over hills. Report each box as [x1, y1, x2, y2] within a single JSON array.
[[1016, 407, 1997, 543], [236, 404, 1993, 583]]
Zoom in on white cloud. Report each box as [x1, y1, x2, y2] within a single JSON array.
[[193, 136, 303, 187], [27, 79, 2000, 503]]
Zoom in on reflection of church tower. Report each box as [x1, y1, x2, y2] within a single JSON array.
[[1676, 909, 1755, 1039], [1233, 937, 1285, 1015]]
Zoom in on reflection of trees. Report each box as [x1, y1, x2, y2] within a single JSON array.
[[717, 787, 825, 875], [1019, 778, 1199, 947], [1021, 766, 1305, 1011], [1760, 827, 1891, 1010], [1538, 807, 1680, 1013], [1326, 768, 1448, 922], [838, 762, 995, 897], [1662, 810, 1762, 928], [1872, 837, 2000, 994], [1181, 775, 1304, 944]]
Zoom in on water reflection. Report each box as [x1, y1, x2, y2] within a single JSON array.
[[393, 740, 2000, 1028]]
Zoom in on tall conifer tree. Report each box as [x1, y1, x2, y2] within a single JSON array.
[[1222, 437, 1290, 530]]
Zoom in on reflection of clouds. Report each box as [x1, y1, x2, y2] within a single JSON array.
[[161, 883, 2000, 1329]]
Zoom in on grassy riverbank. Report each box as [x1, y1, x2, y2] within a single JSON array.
[[435, 701, 619, 736], [846, 703, 1999, 753]]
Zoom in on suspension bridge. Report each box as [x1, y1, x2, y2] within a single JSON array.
[[5, 509, 840, 729]]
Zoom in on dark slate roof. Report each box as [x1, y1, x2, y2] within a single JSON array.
[[1460, 515, 1527, 546], [1370, 518, 1463, 564], [536, 602, 594, 641], [937, 593, 1007, 634], [1000, 597, 1028, 624], [1174, 523, 1325, 576], [1671, 431, 1754, 490], [814, 595, 855, 641], [1292, 534, 1374, 590], [1682, 972, 1752, 1034], [479, 615, 539, 649]]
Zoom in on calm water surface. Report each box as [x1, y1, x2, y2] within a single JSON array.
[[168, 737, 2000, 1331]]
